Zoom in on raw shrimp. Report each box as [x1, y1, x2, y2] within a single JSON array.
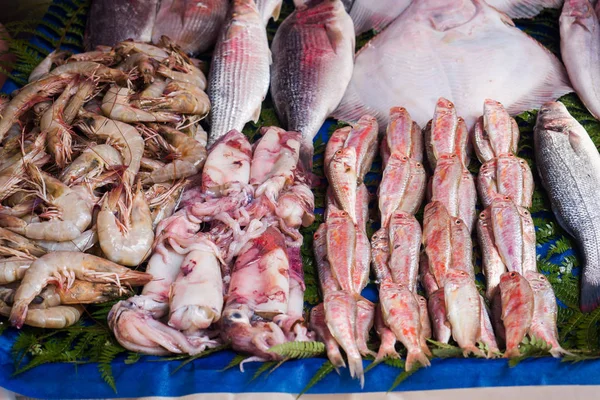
[[117, 53, 155, 83], [0, 170, 96, 242], [157, 64, 206, 91], [0, 302, 84, 328], [69, 49, 116, 64], [9, 251, 152, 328], [45, 61, 128, 84], [146, 181, 185, 227], [0, 256, 34, 284], [138, 78, 168, 100], [63, 79, 96, 124], [0, 226, 46, 257], [36, 229, 98, 253], [59, 144, 123, 184], [0, 75, 71, 142], [101, 85, 182, 123], [139, 80, 210, 116], [97, 186, 154, 266], [116, 41, 169, 62], [28, 50, 69, 83], [40, 79, 79, 167], [0, 134, 50, 201], [141, 125, 207, 184], [77, 112, 145, 185], [57, 280, 127, 304]]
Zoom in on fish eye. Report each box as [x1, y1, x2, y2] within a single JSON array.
[[231, 312, 242, 319], [510, 272, 517, 277], [455, 219, 461, 225]]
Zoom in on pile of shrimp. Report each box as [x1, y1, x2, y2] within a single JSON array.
[[109, 127, 317, 361], [0, 37, 210, 329]]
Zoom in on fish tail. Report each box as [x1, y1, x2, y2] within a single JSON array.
[[328, 348, 347, 373], [549, 345, 574, 358], [405, 348, 431, 371], [580, 278, 600, 313], [375, 344, 399, 362], [347, 354, 365, 388], [503, 346, 521, 359]]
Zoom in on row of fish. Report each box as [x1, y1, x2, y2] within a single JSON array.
[[311, 98, 573, 384], [109, 127, 317, 358]]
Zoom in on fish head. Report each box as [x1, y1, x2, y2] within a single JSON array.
[[499, 271, 527, 290], [536, 102, 574, 133], [423, 200, 451, 223], [525, 271, 552, 291], [332, 145, 357, 168], [370, 228, 389, 252], [444, 269, 471, 287], [561, 0, 595, 22], [390, 209, 415, 227]]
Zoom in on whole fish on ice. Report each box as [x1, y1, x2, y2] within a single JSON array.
[[534, 101, 600, 312], [333, 0, 572, 130], [271, 0, 355, 166]]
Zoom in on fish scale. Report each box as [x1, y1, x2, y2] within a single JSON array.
[[535, 101, 600, 312], [207, 0, 270, 147], [271, 0, 355, 166]]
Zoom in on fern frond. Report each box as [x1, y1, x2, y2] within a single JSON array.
[[221, 354, 247, 371], [268, 341, 325, 359], [297, 361, 335, 399], [252, 361, 277, 381], [170, 344, 230, 375], [388, 364, 422, 392]]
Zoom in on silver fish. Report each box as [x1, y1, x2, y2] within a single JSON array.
[[152, 0, 229, 55], [271, 0, 355, 167], [207, 0, 270, 147], [534, 101, 600, 312], [85, 0, 159, 50]]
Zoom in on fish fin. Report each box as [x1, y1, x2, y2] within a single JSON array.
[[405, 348, 431, 371], [251, 105, 262, 123], [331, 82, 381, 126], [349, 1, 402, 35], [549, 346, 574, 358], [489, 0, 562, 19], [324, 20, 344, 54], [293, 0, 307, 9], [347, 354, 365, 388], [375, 343, 399, 362], [503, 346, 521, 358], [272, 1, 282, 21], [580, 276, 600, 313], [505, 44, 572, 117]]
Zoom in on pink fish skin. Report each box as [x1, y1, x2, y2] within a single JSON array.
[[345, 114, 379, 180], [478, 294, 500, 358], [324, 290, 364, 386], [380, 281, 431, 371], [388, 210, 421, 291], [356, 299, 376, 357], [353, 184, 371, 294], [477, 209, 507, 301], [423, 201, 452, 287], [449, 216, 474, 279], [419, 253, 439, 296], [483, 98, 514, 157], [374, 303, 399, 361], [428, 288, 452, 344], [325, 126, 351, 176], [417, 294, 432, 341], [525, 271, 572, 358], [399, 158, 427, 216], [378, 152, 411, 228], [428, 97, 459, 168], [371, 228, 392, 283], [314, 224, 339, 296], [310, 303, 346, 371], [386, 106, 422, 160], [326, 206, 357, 294], [499, 271, 534, 358], [444, 269, 483, 357], [328, 147, 358, 223], [478, 154, 534, 208]]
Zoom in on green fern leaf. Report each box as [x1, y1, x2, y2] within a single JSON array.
[[388, 364, 422, 392], [297, 361, 335, 399], [268, 341, 325, 359], [252, 361, 277, 381], [221, 354, 247, 371]]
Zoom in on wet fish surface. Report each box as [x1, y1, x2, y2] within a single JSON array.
[[85, 0, 159, 50], [333, 0, 571, 131], [207, 0, 271, 147], [152, 0, 229, 55], [271, 0, 355, 166], [534, 101, 600, 312]]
